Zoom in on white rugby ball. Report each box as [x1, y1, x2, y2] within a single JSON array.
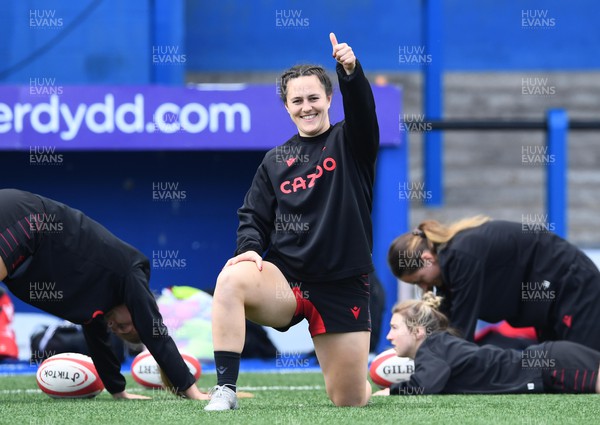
[[131, 350, 201, 389], [369, 348, 415, 388], [36, 353, 104, 398]]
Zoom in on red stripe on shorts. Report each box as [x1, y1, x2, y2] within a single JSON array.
[[292, 286, 326, 336]]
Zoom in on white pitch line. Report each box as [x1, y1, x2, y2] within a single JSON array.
[[133, 385, 325, 392], [0, 389, 42, 395], [237, 385, 324, 391], [0, 385, 325, 395]]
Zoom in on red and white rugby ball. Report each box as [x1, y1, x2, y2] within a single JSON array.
[[131, 350, 201, 388], [36, 353, 104, 398], [369, 348, 415, 388]]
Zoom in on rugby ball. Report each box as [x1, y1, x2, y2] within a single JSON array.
[[131, 350, 201, 388], [36, 353, 104, 398], [369, 348, 415, 388]]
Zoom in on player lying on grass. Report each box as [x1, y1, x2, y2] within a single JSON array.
[[374, 292, 600, 395], [205, 32, 379, 410], [0, 188, 207, 400], [388, 216, 600, 351]]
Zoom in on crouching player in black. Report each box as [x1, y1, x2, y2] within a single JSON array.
[[374, 292, 600, 395], [0, 188, 208, 400]]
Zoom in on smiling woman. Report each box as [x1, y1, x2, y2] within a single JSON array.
[[279, 65, 333, 138], [205, 32, 380, 411]]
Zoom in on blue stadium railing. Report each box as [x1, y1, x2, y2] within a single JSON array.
[[421, 0, 600, 240], [421, 112, 600, 239]]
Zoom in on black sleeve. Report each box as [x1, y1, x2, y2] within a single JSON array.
[[82, 319, 127, 394], [337, 60, 380, 163], [235, 160, 277, 256], [442, 252, 485, 341], [123, 264, 195, 393], [0, 189, 40, 278], [390, 347, 451, 395]]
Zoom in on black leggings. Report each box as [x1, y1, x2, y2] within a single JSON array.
[[532, 341, 600, 393]]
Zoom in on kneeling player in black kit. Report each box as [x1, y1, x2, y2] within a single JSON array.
[[0, 188, 207, 400], [205, 32, 378, 410], [374, 292, 600, 396]]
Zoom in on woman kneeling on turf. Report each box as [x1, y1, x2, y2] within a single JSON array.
[[374, 292, 600, 395], [205, 32, 378, 410]]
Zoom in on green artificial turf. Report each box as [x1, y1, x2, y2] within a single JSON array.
[[1, 372, 597, 425]]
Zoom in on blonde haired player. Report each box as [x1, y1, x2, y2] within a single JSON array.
[[388, 217, 600, 351], [374, 292, 600, 395]]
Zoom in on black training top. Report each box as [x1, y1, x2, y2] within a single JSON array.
[[390, 332, 544, 395], [0, 189, 195, 394], [236, 61, 379, 282], [435, 220, 599, 341]]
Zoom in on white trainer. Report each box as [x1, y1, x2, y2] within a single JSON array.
[[204, 385, 239, 411]]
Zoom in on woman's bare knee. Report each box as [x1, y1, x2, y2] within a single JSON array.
[[315, 332, 371, 407], [214, 263, 255, 301], [214, 261, 295, 327], [328, 384, 370, 407]]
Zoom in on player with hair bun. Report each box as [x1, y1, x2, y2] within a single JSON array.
[[374, 292, 600, 396], [388, 216, 600, 351]]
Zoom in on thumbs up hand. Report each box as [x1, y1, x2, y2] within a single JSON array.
[[330, 32, 356, 75]]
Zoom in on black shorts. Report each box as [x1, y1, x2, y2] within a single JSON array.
[[536, 256, 600, 352], [274, 274, 371, 337], [534, 341, 600, 393]]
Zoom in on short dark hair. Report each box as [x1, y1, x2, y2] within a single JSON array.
[[279, 64, 333, 103]]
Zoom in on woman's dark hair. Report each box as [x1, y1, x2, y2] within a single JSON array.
[[279, 64, 333, 103]]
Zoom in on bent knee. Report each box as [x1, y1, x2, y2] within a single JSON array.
[[330, 394, 369, 407], [215, 263, 255, 296], [328, 387, 370, 407]]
